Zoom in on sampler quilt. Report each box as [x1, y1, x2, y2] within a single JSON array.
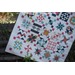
[[5, 12, 75, 62]]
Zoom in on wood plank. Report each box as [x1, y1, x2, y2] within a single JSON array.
[[0, 41, 8, 48], [0, 52, 23, 61], [0, 48, 5, 53], [0, 56, 23, 62]]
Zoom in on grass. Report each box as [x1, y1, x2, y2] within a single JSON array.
[[23, 57, 35, 62]]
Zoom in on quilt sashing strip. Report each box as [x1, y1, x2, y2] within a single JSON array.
[[5, 12, 75, 62]]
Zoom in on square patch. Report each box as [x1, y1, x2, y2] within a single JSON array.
[[60, 12, 70, 22], [46, 40, 57, 51]]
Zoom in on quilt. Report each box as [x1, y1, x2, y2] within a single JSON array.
[[5, 12, 75, 62]]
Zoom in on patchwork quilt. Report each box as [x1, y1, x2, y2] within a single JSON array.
[[5, 12, 75, 62]]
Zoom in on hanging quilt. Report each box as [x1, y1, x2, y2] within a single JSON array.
[[5, 12, 75, 62]]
